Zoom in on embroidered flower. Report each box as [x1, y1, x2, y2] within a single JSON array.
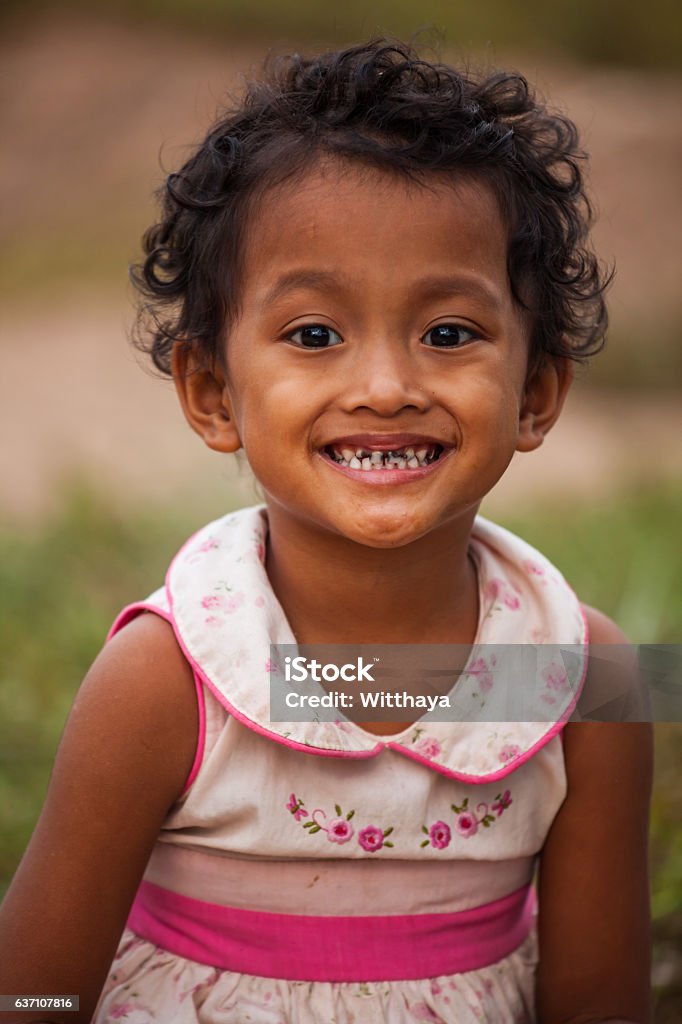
[[428, 821, 451, 849], [455, 812, 479, 838], [499, 743, 521, 763], [484, 577, 521, 610], [201, 595, 223, 610], [326, 818, 355, 844], [254, 595, 265, 607], [358, 825, 385, 852], [285, 793, 308, 821], [491, 789, 513, 815], [413, 735, 441, 759]]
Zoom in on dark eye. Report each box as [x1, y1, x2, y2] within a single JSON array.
[[422, 324, 477, 348], [287, 325, 343, 349]]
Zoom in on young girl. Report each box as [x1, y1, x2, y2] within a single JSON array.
[[0, 39, 652, 1024]]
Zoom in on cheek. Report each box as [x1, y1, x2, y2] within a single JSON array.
[[458, 371, 523, 422]]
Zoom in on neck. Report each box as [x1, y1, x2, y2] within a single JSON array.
[[264, 503, 480, 646]]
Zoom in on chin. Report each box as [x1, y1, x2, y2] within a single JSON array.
[[340, 513, 432, 550]]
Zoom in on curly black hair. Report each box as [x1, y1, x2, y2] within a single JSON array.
[[132, 39, 610, 377]]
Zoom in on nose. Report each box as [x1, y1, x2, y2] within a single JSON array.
[[339, 338, 431, 417]]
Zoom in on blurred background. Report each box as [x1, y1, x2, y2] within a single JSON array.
[[0, 0, 680, 1016]]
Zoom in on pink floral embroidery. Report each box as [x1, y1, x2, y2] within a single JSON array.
[[285, 793, 308, 821], [413, 735, 441, 759], [254, 595, 265, 607], [455, 812, 479, 838], [499, 743, 521, 763], [491, 789, 513, 815], [358, 825, 385, 852], [327, 817, 355, 844], [292, 798, 394, 850], [484, 577, 521, 610], [256, 542, 266, 562], [426, 820, 451, 849], [422, 791, 513, 848]]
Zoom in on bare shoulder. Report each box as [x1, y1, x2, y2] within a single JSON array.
[[62, 610, 200, 812], [0, 612, 199, 1023], [82, 610, 199, 750], [581, 601, 630, 643]]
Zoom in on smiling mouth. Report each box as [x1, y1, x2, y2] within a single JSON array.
[[323, 443, 446, 471]]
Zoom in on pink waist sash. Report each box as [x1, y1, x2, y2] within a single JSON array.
[[127, 879, 535, 982]]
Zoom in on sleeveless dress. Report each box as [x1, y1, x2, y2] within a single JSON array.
[[92, 505, 588, 1024]]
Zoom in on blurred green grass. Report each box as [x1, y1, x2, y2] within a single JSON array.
[[0, 479, 680, 1010], [5, 0, 682, 69]]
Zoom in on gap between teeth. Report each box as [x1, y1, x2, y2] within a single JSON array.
[[328, 446, 440, 470]]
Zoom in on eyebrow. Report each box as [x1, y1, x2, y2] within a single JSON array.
[[262, 270, 343, 306], [407, 274, 503, 312], [262, 269, 503, 311]]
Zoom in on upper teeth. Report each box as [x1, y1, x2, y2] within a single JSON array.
[[328, 445, 441, 469]]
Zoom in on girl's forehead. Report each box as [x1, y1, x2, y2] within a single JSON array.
[[240, 161, 511, 306]]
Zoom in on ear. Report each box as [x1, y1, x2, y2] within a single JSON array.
[[516, 356, 574, 453], [171, 343, 241, 454]]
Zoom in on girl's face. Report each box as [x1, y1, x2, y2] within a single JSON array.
[[185, 160, 568, 549]]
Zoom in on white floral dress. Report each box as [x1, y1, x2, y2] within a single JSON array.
[[92, 505, 587, 1024]]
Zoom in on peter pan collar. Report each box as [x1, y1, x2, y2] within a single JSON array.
[[162, 505, 588, 783]]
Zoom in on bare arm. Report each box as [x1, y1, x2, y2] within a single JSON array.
[[536, 605, 653, 1024], [0, 613, 198, 1024]]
